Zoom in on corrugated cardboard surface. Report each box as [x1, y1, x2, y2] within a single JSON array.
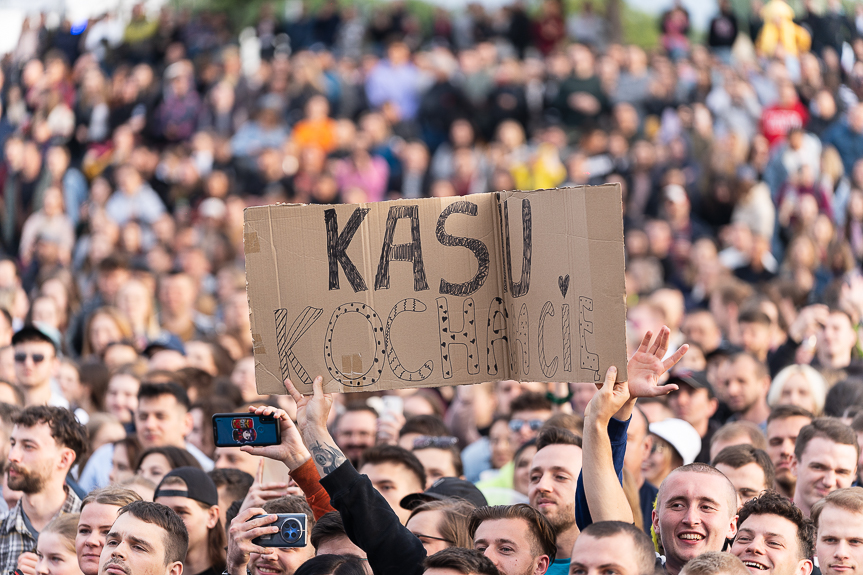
[[244, 185, 627, 394]]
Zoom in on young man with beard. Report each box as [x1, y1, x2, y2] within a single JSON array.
[[154, 468, 225, 575], [811, 487, 863, 575], [729, 491, 814, 575], [527, 427, 582, 575], [766, 407, 813, 499], [333, 404, 378, 468], [99, 501, 188, 575], [0, 406, 87, 575], [715, 353, 772, 428], [792, 419, 858, 517]]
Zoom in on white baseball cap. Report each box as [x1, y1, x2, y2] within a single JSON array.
[[649, 418, 702, 465]]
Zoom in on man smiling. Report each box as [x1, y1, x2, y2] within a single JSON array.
[[100, 501, 188, 575], [653, 464, 740, 575], [729, 491, 814, 575]]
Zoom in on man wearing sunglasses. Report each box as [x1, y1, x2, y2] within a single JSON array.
[[411, 436, 464, 488], [507, 393, 553, 448], [12, 325, 66, 408]]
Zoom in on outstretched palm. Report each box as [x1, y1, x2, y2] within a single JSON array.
[[626, 326, 688, 398]]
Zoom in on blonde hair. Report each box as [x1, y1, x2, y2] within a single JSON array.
[[41, 513, 80, 553], [768, 364, 827, 415]]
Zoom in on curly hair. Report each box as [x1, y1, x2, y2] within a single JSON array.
[[735, 491, 814, 559]]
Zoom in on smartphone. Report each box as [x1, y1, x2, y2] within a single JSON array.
[[212, 413, 281, 447]]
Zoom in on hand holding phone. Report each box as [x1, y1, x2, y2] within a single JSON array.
[[213, 413, 281, 447]]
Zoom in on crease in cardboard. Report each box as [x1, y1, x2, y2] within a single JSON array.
[[245, 185, 628, 393]]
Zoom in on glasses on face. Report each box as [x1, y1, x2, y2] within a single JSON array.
[[413, 435, 458, 450], [413, 533, 452, 545], [14, 353, 45, 364], [508, 419, 544, 433]]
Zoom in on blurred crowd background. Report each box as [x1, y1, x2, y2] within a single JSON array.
[[3, 0, 863, 515]]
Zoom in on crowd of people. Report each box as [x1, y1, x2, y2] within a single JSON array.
[[4, 0, 863, 574]]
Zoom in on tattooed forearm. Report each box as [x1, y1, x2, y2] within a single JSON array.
[[309, 441, 347, 476]]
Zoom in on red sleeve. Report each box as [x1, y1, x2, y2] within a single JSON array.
[[290, 459, 337, 520]]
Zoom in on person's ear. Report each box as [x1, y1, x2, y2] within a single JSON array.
[[207, 506, 219, 530], [791, 455, 799, 478], [727, 514, 738, 540], [652, 507, 660, 538], [796, 558, 814, 575], [707, 397, 719, 418], [167, 560, 183, 575], [58, 446, 75, 470], [181, 411, 193, 438], [533, 556, 550, 575]]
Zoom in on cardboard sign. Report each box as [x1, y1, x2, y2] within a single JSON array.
[[244, 185, 628, 394]]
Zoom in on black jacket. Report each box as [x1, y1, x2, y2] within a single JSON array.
[[319, 462, 426, 575]]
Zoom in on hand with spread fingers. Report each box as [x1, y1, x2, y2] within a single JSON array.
[[626, 326, 688, 398], [226, 507, 279, 575]]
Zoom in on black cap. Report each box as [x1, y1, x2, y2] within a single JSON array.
[[12, 324, 57, 350], [400, 477, 488, 510], [667, 369, 714, 398], [155, 467, 219, 507]]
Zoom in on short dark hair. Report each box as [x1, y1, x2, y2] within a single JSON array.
[[413, 441, 464, 477], [712, 445, 775, 490], [13, 406, 87, 463], [360, 445, 426, 489], [468, 504, 557, 560], [578, 521, 656, 575], [509, 392, 552, 415], [262, 496, 316, 531], [138, 382, 191, 411], [207, 468, 253, 505], [135, 446, 201, 473], [117, 501, 189, 565], [97, 254, 130, 274], [400, 415, 450, 438], [768, 405, 814, 425], [310, 511, 348, 550], [824, 380, 863, 418], [795, 417, 860, 462], [293, 554, 367, 575], [535, 426, 583, 451], [423, 547, 501, 575], [736, 491, 815, 559], [0, 402, 21, 430]]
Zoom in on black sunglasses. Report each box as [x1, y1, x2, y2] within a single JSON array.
[[14, 353, 46, 363]]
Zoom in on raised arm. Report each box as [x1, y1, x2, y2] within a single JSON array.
[[284, 377, 427, 575], [581, 365, 634, 524], [240, 403, 336, 519], [575, 327, 688, 529]]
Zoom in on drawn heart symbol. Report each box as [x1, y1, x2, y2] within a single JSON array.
[[558, 275, 570, 298]]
